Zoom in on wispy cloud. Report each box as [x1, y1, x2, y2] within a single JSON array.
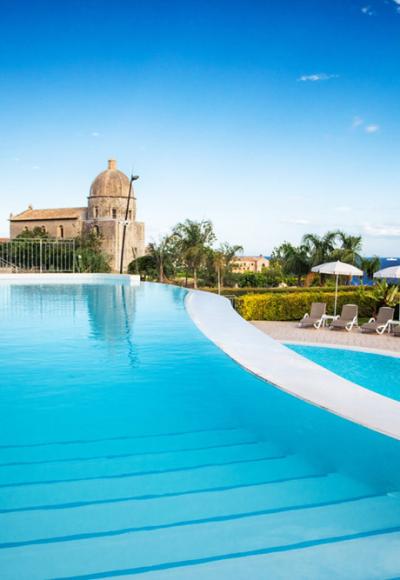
[[365, 124, 380, 133], [297, 73, 338, 82], [351, 117, 380, 133], [91, 131, 101, 137], [335, 205, 352, 213], [32, 165, 40, 170], [361, 6, 374, 16], [364, 223, 400, 237], [352, 116, 364, 128]]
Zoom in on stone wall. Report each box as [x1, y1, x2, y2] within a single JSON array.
[[10, 218, 84, 240]]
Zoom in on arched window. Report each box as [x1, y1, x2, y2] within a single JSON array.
[[41, 226, 47, 234], [58, 225, 64, 239], [128, 210, 132, 220], [94, 206, 99, 218], [93, 225, 100, 236], [112, 208, 117, 219]]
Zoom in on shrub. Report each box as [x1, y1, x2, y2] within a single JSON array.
[[235, 290, 374, 321], [201, 286, 359, 297]]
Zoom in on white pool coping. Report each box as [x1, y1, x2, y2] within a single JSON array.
[[0, 273, 140, 285], [186, 290, 400, 441]]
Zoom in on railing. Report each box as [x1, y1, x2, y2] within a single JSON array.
[[0, 239, 76, 273], [0, 256, 18, 272]]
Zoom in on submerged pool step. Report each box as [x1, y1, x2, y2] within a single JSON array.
[[0, 454, 322, 512], [1, 495, 400, 578], [130, 530, 400, 580], [0, 428, 257, 465], [0, 441, 281, 486], [0, 473, 373, 546]]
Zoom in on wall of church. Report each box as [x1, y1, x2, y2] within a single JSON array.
[[10, 218, 84, 240]]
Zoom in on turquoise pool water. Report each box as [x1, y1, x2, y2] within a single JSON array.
[[1, 282, 400, 578], [287, 344, 400, 401]]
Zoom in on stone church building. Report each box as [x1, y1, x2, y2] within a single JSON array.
[[9, 160, 145, 272]]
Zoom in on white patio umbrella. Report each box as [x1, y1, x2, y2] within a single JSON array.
[[311, 260, 364, 316], [373, 265, 400, 320], [373, 265, 400, 280]]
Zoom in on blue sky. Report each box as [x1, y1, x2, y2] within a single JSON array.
[[0, 0, 399, 255]]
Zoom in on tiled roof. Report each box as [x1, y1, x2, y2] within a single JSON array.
[[10, 208, 86, 221]]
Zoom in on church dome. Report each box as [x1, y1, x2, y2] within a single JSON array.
[[89, 160, 130, 198]]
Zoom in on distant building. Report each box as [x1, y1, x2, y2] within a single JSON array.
[[232, 255, 270, 273], [9, 160, 145, 272]]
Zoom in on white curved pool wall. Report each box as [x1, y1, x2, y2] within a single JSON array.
[[186, 290, 400, 488], [0, 273, 140, 285]]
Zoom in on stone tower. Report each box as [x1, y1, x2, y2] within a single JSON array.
[[87, 160, 145, 272]]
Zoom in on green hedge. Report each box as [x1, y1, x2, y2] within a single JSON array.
[[201, 286, 358, 297], [235, 290, 374, 321]]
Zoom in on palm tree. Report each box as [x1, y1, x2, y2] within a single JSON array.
[[360, 255, 381, 279], [147, 235, 174, 283], [173, 219, 216, 288], [212, 243, 243, 292], [335, 231, 362, 265], [302, 231, 339, 266], [212, 250, 225, 294], [282, 242, 310, 285]]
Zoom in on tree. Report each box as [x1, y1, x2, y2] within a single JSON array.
[[360, 255, 380, 279], [302, 231, 339, 266], [214, 243, 243, 290], [212, 250, 225, 294], [173, 219, 216, 288], [334, 231, 362, 265], [75, 230, 111, 273], [146, 235, 176, 283], [128, 254, 157, 279], [271, 242, 309, 285], [16, 226, 50, 240]]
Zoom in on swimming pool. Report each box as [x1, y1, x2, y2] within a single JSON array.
[[1, 280, 400, 578], [287, 344, 400, 401]]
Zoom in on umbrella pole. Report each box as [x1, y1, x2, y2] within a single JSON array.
[[334, 274, 338, 317]]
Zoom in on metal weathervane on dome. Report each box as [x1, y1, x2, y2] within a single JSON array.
[[119, 170, 139, 274]]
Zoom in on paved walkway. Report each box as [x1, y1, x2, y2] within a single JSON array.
[[251, 321, 400, 356]]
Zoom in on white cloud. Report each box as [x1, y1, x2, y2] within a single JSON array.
[[352, 116, 364, 128], [365, 124, 380, 133], [390, 1, 400, 13], [91, 132, 101, 137], [361, 6, 374, 15], [298, 73, 338, 82], [335, 205, 352, 213], [364, 223, 400, 237], [32, 165, 40, 170]]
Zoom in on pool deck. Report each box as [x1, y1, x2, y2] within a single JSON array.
[[251, 321, 400, 357]]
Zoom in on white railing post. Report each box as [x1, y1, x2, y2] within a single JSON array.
[[39, 239, 43, 273]]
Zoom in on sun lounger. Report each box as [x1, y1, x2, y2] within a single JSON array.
[[393, 324, 400, 337], [298, 302, 326, 329], [330, 304, 358, 332], [360, 306, 394, 335]]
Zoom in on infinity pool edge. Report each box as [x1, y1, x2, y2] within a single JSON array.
[[185, 289, 400, 441]]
